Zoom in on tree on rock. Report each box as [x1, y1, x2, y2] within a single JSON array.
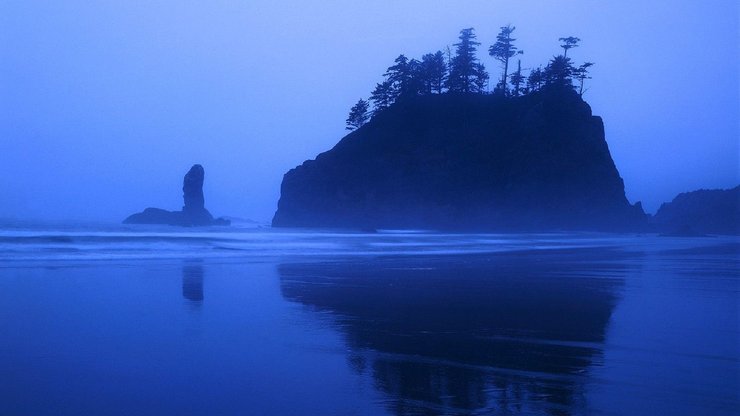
[[385, 55, 412, 98], [404, 58, 425, 97], [574, 62, 594, 96], [446, 28, 488, 93], [544, 55, 575, 89], [346, 99, 370, 130], [370, 80, 394, 114], [509, 60, 525, 96], [558, 36, 580, 57], [527, 66, 544, 92], [357, 28, 595, 106], [473, 62, 489, 93], [489, 25, 522, 95], [420, 51, 447, 94]]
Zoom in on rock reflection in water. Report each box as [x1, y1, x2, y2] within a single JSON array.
[[182, 261, 204, 303], [279, 249, 628, 415]]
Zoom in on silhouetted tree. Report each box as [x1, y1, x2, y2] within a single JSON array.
[[543, 55, 575, 89], [446, 28, 488, 93], [558, 36, 580, 57], [370, 80, 394, 114], [406, 59, 425, 96], [384, 54, 426, 99], [361, 27, 594, 114], [509, 60, 525, 97], [385, 54, 411, 98], [573, 62, 594, 97], [473, 62, 489, 92], [527, 66, 544, 92], [346, 99, 370, 130], [420, 51, 447, 94], [489, 25, 523, 95]]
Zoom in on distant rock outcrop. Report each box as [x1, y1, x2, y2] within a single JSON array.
[[273, 88, 646, 231], [124, 164, 230, 227], [653, 186, 739, 235]]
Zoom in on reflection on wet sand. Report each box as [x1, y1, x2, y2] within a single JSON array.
[[182, 262, 204, 303], [279, 248, 630, 415]]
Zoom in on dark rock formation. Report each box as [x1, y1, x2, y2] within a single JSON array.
[[124, 207, 178, 225], [653, 186, 739, 235], [183, 165, 206, 211], [273, 88, 646, 231], [124, 164, 230, 226], [180, 164, 215, 225]]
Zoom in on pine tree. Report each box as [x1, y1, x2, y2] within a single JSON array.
[[526, 66, 544, 92], [385, 54, 410, 99], [573, 62, 594, 97], [543, 55, 575, 89], [384, 54, 426, 99], [405, 59, 425, 97], [370, 80, 394, 114], [473, 62, 489, 93], [489, 25, 523, 95], [446, 28, 488, 93], [558, 36, 580, 57], [345, 99, 370, 130], [509, 60, 525, 97], [420, 51, 447, 94]]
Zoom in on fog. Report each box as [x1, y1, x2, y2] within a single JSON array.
[[1, 1, 737, 222]]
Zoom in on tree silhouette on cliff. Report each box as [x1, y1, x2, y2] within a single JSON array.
[[420, 51, 447, 94], [574, 62, 594, 97], [509, 60, 525, 96], [544, 55, 575, 89], [385, 55, 418, 98], [558, 36, 580, 57], [446, 28, 489, 93], [370, 80, 394, 114], [348, 26, 594, 127], [346, 99, 369, 130], [527, 66, 544, 92], [489, 25, 523, 95]]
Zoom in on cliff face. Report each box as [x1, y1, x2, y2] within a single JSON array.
[[273, 89, 645, 231], [653, 186, 740, 235]]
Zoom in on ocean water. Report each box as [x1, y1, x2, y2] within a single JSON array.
[[0, 223, 737, 415]]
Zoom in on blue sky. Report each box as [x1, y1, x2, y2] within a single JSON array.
[[1, 0, 737, 221]]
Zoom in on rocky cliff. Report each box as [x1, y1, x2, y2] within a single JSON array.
[[124, 164, 229, 226], [653, 186, 739, 235], [273, 88, 645, 231]]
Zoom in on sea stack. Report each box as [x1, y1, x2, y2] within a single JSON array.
[[181, 164, 215, 225], [272, 88, 646, 231], [124, 164, 230, 226]]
